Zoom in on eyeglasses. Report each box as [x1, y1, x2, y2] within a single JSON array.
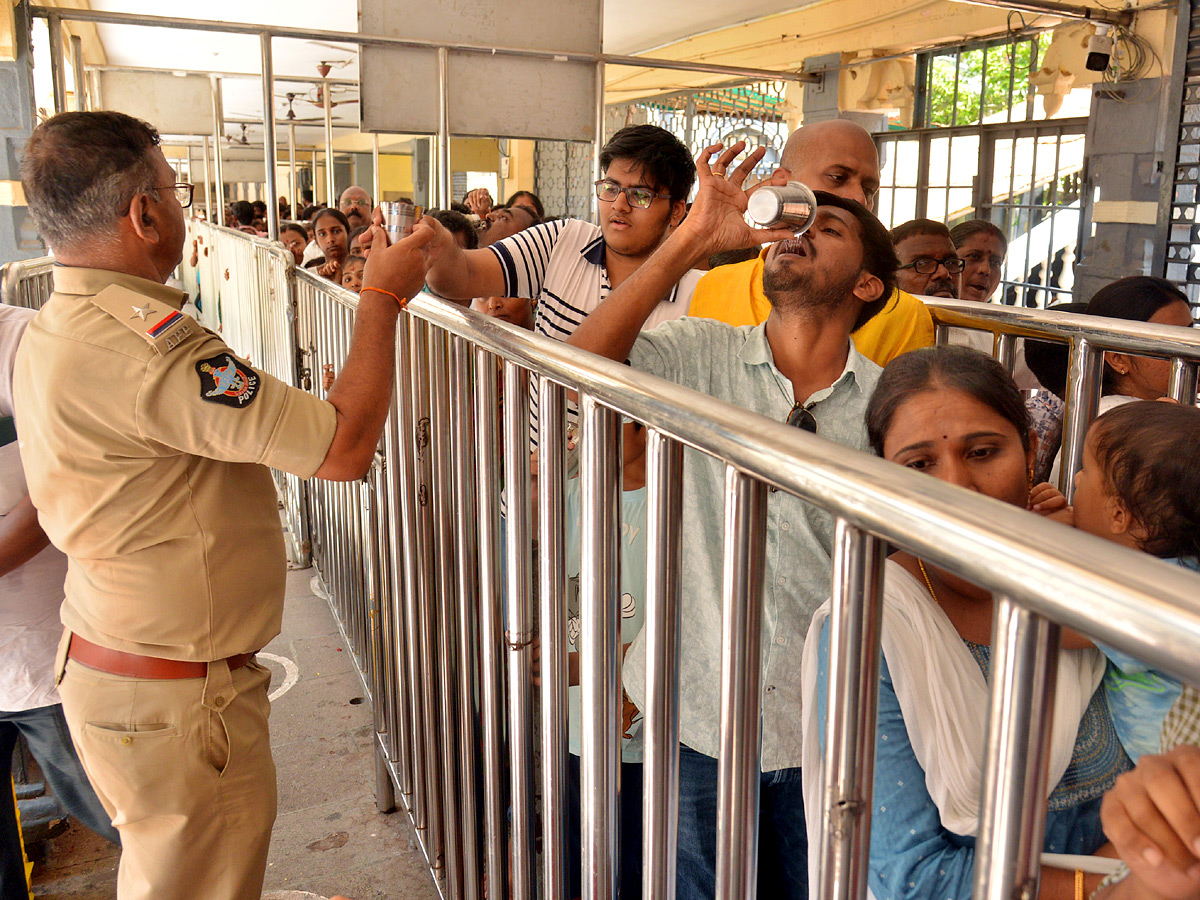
[[959, 250, 1005, 269], [593, 179, 670, 209], [786, 402, 817, 434], [341, 198, 372, 209], [151, 183, 194, 208], [897, 255, 966, 275]]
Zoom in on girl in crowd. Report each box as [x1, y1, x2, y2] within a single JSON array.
[[950, 219, 1008, 303], [340, 256, 365, 295], [280, 223, 309, 265], [311, 207, 351, 284], [1049, 277, 1194, 485], [802, 345, 1130, 900]]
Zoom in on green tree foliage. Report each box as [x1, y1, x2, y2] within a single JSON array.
[[926, 38, 1043, 127]]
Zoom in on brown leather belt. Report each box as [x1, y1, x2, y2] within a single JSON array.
[[67, 634, 255, 680]]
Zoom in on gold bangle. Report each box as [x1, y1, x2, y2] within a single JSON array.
[[360, 286, 407, 310], [1075, 868, 1085, 900]]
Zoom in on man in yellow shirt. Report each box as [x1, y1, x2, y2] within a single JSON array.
[[688, 119, 934, 366]]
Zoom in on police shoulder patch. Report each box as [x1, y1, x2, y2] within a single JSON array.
[[196, 353, 261, 407]]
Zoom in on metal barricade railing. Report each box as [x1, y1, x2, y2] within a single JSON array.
[[923, 297, 1200, 496], [0, 255, 54, 309], [15, 226, 1200, 900]]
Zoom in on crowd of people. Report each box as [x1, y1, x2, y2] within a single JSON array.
[[3, 104, 1200, 900]]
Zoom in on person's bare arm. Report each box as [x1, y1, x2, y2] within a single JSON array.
[[313, 222, 433, 481], [0, 495, 50, 577], [567, 142, 793, 362], [421, 215, 507, 301]]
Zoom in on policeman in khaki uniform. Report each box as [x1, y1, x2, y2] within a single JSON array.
[[13, 111, 431, 900]]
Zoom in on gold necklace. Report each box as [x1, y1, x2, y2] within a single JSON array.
[[917, 559, 939, 603]]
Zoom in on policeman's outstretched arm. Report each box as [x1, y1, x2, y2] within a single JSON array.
[[568, 141, 794, 363], [313, 222, 433, 481]]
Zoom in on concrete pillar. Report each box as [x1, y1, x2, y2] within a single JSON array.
[[0, 3, 42, 262], [1073, 80, 1164, 303]]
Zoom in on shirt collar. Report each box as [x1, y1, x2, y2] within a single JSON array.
[[738, 320, 871, 398], [52, 265, 188, 310], [580, 232, 681, 304]]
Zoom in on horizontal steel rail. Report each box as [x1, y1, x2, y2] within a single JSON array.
[[0, 256, 55, 309]]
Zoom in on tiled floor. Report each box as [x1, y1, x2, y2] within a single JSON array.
[[27, 566, 440, 900]]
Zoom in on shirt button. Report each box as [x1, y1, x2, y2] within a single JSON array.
[[776, 576, 786, 586], [121, 736, 132, 745], [781, 521, 790, 531], [775, 636, 786, 646], [214, 696, 226, 708]]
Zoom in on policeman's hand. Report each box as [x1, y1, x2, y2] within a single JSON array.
[[1102, 745, 1200, 900], [676, 142, 795, 258], [361, 221, 435, 306]]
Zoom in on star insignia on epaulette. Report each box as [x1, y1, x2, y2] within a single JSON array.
[[130, 303, 152, 320]]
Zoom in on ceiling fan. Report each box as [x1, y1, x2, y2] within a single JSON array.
[[224, 122, 250, 145], [277, 92, 340, 123]]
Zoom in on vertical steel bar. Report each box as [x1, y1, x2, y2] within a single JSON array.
[[714, 467, 768, 900], [48, 13, 66, 114], [202, 136, 212, 223], [593, 60, 606, 221], [817, 522, 887, 900], [380, 409, 411, 797], [539, 378, 569, 900], [211, 76, 227, 226], [312, 150, 321, 204], [259, 32, 279, 240], [323, 74, 335, 208], [1168, 357, 1198, 404], [1058, 338, 1103, 499], [643, 428, 685, 900], [429, 327, 463, 900], [475, 347, 508, 895], [288, 121, 297, 217], [411, 317, 445, 869], [503, 360, 536, 900], [69, 33, 85, 111], [437, 47, 451, 209], [994, 332, 1016, 375], [450, 335, 482, 900], [581, 395, 621, 900], [973, 597, 1060, 900], [372, 132, 381, 205]]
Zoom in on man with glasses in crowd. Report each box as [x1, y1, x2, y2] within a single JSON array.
[[568, 140, 899, 900], [14, 110, 432, 900], [890, 218, 963, 299], [338, 185, 373, 231]]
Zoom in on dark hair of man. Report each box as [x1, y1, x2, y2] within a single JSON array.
[[20, 110, 163, 252], [1021, 301, 1087, 400], [949, 219, 1007, 251], [509, 204, 541, 226], [809, 191, 900, 331], [599, 124, 696, 205], [302, 189, 314, 203], [449, 201, 471, 216], [866, 345, 1030, 457], [430, 209, 479, 251], [251, 200, 267, 214], [312, 206, 351, 234], [889, 218, 952, 246], [231, 200, 255, 227], [1085, 276, 1191, 394], [505, 190, 545, 220], [1090, 401, 1200, 560]]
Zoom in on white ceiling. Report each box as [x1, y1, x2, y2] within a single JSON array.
[[84, 0, 811, 148]]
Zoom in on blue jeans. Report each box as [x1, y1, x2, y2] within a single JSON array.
[[1, 703, 119, 900], [676, 744, 807, 900]]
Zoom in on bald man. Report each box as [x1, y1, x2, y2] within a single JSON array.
[[338, 185, 373, 230], [688, 119, 933, 367]]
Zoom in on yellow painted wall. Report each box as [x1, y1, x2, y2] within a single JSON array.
[[500, 139, 538, 203], [378, 154, 414, 201], [450, 138, 499, 174]]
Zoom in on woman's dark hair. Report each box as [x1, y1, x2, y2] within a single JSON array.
[[280, 223, 307, 243], [867, 345, 1030, 456], [1085, 277, 1191, 394], [599, 125, 696, 205], [312, 206, 351, 235], [949, 219, 1007, 251], [505, 190, 545, 220], [1090, 401, 1200, 560], [1022, 300, 1088, 400]]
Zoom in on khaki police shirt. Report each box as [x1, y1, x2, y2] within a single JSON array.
[[13, 266, 337, 661]]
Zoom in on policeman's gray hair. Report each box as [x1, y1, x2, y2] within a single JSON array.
[[20, 111, 162, 252]]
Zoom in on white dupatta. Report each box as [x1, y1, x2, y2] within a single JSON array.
[[801, 560, 1106, 896]]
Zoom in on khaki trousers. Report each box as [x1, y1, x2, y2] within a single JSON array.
[[57, 650, 277, 900]]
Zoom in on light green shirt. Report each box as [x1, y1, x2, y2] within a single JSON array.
[[622, 317, 881, 770]]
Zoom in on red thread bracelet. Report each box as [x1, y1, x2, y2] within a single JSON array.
[[360, 286, 408, 310]]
